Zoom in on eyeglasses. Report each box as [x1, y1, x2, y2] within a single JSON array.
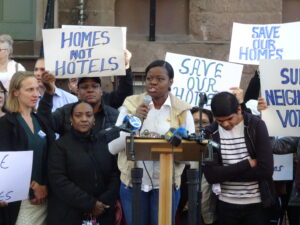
[[78, 84, 101, 91]]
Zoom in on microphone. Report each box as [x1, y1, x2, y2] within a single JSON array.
[[163, 127, 177, 141], [136, 95, 152, 123], [143, 95, 152, 106], [119, 114, 142, 132], [173, 126, 188, 138], [99, 115, 142, 143], [168, 126, 188, 147]]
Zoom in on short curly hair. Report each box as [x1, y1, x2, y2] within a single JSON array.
[[0, 34, 13, 56]]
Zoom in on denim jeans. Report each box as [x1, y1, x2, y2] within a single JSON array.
[[120, 183, 180, 225], [217, 200, 269, 225]]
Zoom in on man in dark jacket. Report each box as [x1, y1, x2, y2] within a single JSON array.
[[272, 136, 300, 225], [203, 92, 274, 225], [37, 50, 133, 136]]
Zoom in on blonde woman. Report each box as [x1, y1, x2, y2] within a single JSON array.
[[0, 71, 54, 225], [0, 34, 25, 90]]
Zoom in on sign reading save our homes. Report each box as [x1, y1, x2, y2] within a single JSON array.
[[42, 27, 125, 78], [0, 151, 33, 203], [229, 22, 300, 65], [165, 52, 243, 106], [260, 60, 300, 137]]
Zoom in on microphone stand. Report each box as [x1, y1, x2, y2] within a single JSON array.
[[187, 93, 207, 225], [187, 168, 200, 225], [129, 130, 143, 225], [129, 131, 136, 161]]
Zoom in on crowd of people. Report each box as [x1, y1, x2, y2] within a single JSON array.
[[0, 33, 299, 225]]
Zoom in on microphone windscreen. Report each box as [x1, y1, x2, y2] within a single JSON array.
[[174, 126, 188, 138], [128, 115, 142, 131], [123, 114, 142, 131]]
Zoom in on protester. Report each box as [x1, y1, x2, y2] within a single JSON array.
[[34, 57, 78, 112], [68, 77, 78, 96], [192, 107, 217, 225], [296, 155, 300, 194], [109, 60, 195, 225], [203, 92, 274, 225], [191, 107, 214, 133], [0, 71, 54, 225], [0, 81, 7, 117], [37, 49, 133, 136], [47, 100, 119, 225], [296, 156, 300, 225], [176, 106, 217, 225], [101, 49, 134, 109], [271, 136, 300, 225], [258, 97, 300, 225], [296, 155, 300, 225], [0, 34, 25, 90]]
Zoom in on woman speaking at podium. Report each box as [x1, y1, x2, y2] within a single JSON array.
[[109, 60, 195, 225]]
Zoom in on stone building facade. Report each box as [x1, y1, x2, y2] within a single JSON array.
[[10, 0, 300, 93], [56, 0, 300, 92]]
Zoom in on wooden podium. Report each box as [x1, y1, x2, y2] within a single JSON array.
[[126, 137, 207, 225]]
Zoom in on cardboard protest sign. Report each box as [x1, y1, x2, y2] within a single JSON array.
[[0, 151, 33, 203], [260, 60, 300, 136], [273, 154, 293, 181], [62, 25, 127, 49], [42, 27, 125, 78], [229, 22, 300, 65], [165, 52, 243, 106]]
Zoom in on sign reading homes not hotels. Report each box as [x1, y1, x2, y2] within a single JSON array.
[[42, 27, 125, 78]]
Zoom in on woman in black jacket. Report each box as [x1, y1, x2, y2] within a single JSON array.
[[47, 100, 120, 225], [0, 71, 54, 225]]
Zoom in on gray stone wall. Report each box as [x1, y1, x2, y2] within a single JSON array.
[[58, 0, 283, 93]]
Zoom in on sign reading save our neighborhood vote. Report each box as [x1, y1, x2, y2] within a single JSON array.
[[165, 52, 243, 106], [260, 60, 300, 137], [229, 22, 300, 65], [42, 27, 125, 78], [0, 151, 33, 203]]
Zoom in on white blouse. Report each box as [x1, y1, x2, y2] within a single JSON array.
[[0, 60, 26, 90], [109, 95, 195, 192]]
